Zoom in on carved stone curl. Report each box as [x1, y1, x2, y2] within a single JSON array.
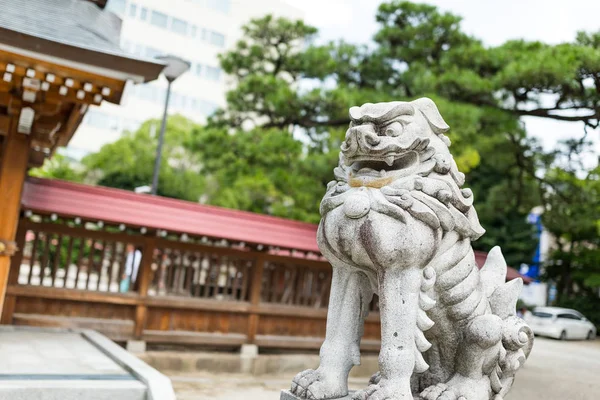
[[287, 98, 533, 400]]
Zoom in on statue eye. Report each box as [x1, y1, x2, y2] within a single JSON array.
[[384, 121, 403, 137]]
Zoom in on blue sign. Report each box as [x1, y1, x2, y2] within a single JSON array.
[[525, 212, 543, 280]]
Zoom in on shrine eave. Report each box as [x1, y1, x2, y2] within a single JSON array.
[[0, 27, 164, 84]]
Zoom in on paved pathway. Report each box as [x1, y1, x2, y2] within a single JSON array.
[[169, 337, 600, 400]]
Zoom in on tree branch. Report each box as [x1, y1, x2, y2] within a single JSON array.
[[263, 117, 350, 129], [510, 107, 599, 122]]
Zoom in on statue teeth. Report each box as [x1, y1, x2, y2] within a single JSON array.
[[380, 169, 386, 176], [385, 156, 395, 166]]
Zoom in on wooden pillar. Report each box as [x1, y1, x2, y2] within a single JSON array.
[[0, 121, 31, 316], [247, 254, 266, 344], [134, 236, 156, 339], [0, 220, 27, 324]]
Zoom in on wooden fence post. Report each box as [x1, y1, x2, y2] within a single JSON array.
[[7, 218, 26, 286], [247, 254, 266, 344], [134, 236, 156, 339]]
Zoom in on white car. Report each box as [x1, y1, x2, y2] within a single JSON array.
[[526, 306, 596, 340]]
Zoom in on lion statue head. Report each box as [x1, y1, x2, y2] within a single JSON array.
[[322, 98, 485, 241]]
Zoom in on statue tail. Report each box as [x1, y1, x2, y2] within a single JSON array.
[[480, 246, 534, 398]]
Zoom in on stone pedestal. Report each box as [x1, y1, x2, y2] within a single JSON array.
[[280, 390, 355, 400]]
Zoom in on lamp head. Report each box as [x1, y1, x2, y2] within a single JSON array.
[[156, 55, 191, 82]]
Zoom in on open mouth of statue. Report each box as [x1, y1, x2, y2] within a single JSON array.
[[350, 151, 418, 177]]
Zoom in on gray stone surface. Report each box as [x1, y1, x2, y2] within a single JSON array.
[[281, 389, 355, 400], [241, 344, 259, 358], [140, 350, 383, 377], [288, 99, 533, 400], [0, 326, 175, 400], [82, 329, 176, 400], [0, 381, 146, 400], [0, 328, 128, 376], [240, 343, 259, 374], [127, 340, 147, 354], [162, 338, 599, 399]]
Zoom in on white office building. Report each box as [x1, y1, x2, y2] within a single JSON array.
[[68, 0, 302, 158]]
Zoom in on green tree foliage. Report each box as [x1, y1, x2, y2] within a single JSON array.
[[540, 139, 600, 303], [29, 154, 84, 182], [82, 115, 206, 202], [188, 128, 326, 222]]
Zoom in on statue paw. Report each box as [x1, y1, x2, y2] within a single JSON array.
[[353, 379, 413, 400], [419, 375, 489, 400], [419, 383, 460, 400], [369, 371, 382, 385], [291, 368, 347, 399], [351, 372, 382, 400]]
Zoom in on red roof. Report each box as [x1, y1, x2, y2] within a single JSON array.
[[21, 178, 530, 283], [22, 178, 320, 253]]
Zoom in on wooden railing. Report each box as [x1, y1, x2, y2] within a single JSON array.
[[1, 214, 381, 350]]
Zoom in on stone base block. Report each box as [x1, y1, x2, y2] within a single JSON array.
[[280, 390, 355, 400], [126, 340, 146, 354], [240, 343, 258, 357]]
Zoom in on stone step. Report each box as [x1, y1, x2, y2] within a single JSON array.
[[0, 326, 175, 400], [0, 380, 147, 400]]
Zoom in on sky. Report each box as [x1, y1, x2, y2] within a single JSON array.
[[284, 0, 600, 167]]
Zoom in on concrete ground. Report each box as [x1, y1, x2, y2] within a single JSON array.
[[168, 337, 600, 400]]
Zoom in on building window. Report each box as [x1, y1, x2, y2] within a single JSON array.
[[171, 93, 181, 109], [194, 63, 202, 77], [209, 31, 225, 47], [201, 28, 207, 41], [180, 94, 188, 109], [121, 39, 132, 53], [150, 11, 169, 29], [170, 18, 188, 35], [205, 66, 221, 81], [106, 0, 126, 15], [128, 2, 138, 18], [198, 99, 218, 115], [138, 85, 155, 103], [123, 118, 142, 132], [133, 43, 144, 56], [144, 46, 161, 59], [190, 25, 198, 38], [85, 110, 120, 131], [140, 7, 148, 21], [207, 0, 230, 14]]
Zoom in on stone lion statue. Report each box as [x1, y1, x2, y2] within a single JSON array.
[[288, 98, 533, 400]]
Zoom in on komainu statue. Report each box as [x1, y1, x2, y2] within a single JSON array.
[[288, 98, 533, 400]]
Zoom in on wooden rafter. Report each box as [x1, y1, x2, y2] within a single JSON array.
[[0, 48, 128, 163]]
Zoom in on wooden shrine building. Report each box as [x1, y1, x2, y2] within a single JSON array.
[[0, 0, 163, 315]]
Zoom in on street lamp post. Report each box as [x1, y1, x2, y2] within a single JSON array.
[[151, 55, 191, 195]]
